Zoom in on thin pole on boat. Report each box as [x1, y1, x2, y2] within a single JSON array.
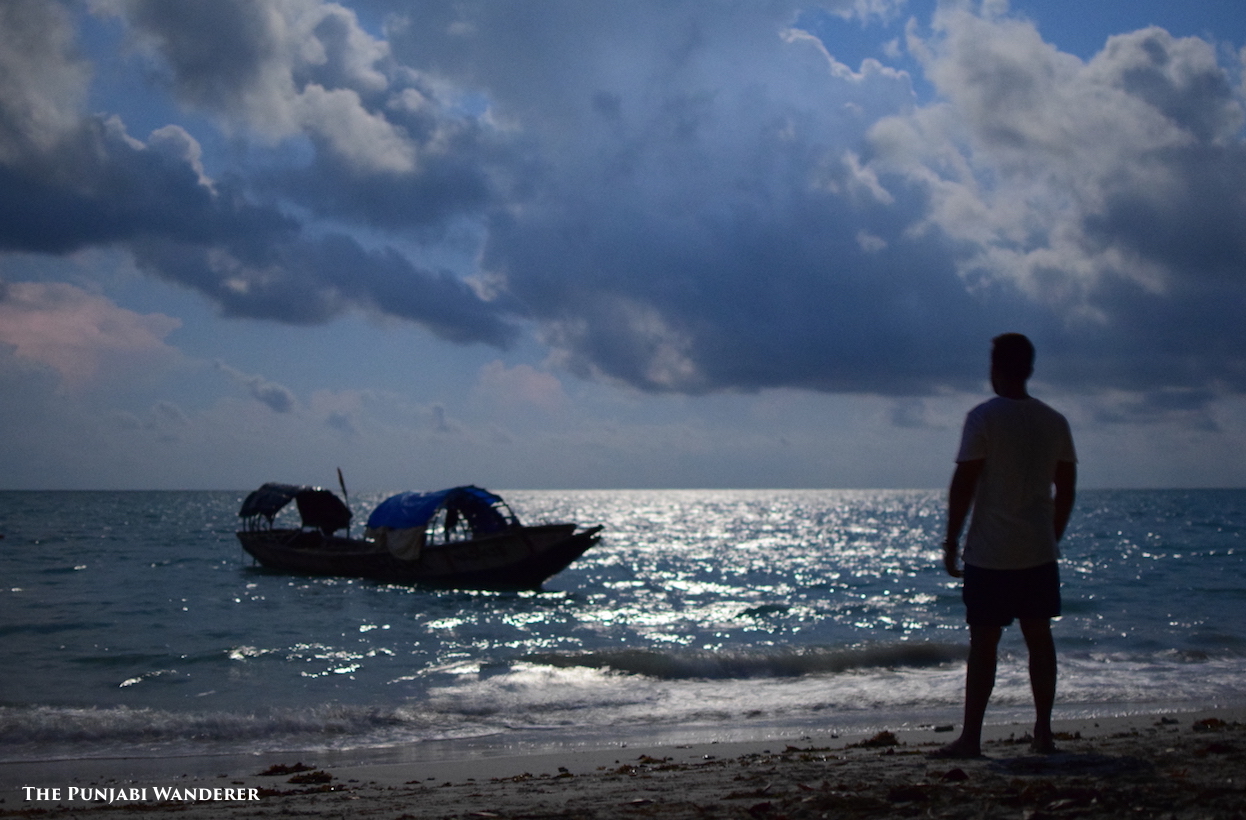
[[337, 467, 349, 537]]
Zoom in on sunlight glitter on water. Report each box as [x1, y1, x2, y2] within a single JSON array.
[[2, 489, 1244, 761]]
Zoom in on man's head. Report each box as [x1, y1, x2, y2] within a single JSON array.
[[991, 333, 1035, 382]]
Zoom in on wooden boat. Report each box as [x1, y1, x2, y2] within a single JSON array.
[[236, 483, 601, 590]]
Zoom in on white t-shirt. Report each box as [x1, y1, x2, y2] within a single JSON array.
[[956, 396, 1077, 570]]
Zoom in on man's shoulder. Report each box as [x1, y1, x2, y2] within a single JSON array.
[[1027, 397, 1071, 425], [967, 397, 1001, 414], [965, 397, 1072, 435], [971, 396, 1067, 417], [966, 396, 1014, 418]]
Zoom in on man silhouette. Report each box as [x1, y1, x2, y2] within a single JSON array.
[[935, 333, 1077, 758]]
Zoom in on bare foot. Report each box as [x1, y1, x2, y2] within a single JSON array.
[[927, 738, 984, 759], [1026, 732, 1056, 752], [1029, 733, 1058, 755]]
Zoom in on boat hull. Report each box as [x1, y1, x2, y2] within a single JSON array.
[[237, 523, 601, 590]]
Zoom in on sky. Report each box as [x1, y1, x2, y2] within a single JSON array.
[[1, 0, 1245, 491]]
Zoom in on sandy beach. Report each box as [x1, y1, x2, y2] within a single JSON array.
[[5, 707, 1243, 819]]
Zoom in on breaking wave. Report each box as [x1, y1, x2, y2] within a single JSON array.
[[523, 642, 965, 680], [0, 702, 494, 761]]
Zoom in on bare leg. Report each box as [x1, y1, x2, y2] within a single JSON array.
[[932, 624, 1001, 758], [1020, 617, 1057, 752]]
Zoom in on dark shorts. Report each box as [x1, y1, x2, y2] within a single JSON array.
[[962, 562, 1061, 627]]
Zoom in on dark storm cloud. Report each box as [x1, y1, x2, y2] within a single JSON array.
[[0, 115, 293, 254], [387, 0, 986, 393], [484, 185, 1012, 395], [0, 0, 514, 347], [272, 136, 494, 233], [0, 109, 514, 344], [1086, 141, 1246, 284], [118, 1, 278, 114], [133, 233, 518, 345], [6, 0, 1246, 404]]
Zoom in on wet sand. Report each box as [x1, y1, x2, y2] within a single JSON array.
[[4, 708, 1244, 818]]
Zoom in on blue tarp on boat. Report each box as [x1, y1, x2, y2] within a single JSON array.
[[366, 486, 512, 533]]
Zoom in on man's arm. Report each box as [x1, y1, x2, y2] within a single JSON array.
[[1053, 460, 1076, 543], [943, 459, 983, 578]]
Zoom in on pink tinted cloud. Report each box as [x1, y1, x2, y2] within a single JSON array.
[[476, 360, 567, 413], [0, 281, 181, 386]]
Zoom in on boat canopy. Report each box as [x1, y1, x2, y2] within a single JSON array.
[[238, 482, 352, 535], [239, 483, 305, 520], [366, 486, 515, 534]]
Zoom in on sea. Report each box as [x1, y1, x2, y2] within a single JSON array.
[[2, 488, 1244, 767]]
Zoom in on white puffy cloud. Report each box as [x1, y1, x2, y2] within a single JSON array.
[[100, 0, 418, 174], [862, 8, 1246, 393], [0, 0, 89, 162]]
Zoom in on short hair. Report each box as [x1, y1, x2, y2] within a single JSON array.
[[991, 333, 1035, 380]]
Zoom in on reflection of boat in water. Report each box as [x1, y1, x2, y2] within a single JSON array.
[[236, 483, 602, 590]]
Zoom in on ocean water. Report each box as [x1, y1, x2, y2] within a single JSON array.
[[1, 488, 1244, 764]]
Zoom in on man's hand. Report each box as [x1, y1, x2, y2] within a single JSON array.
[[942, 540, 963, 578], [944, 459, 981, 580]]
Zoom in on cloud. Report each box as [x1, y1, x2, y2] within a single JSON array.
[[0, 280, 181, 385], [214, 361, 298, 413], [309, 388, 365, 437], [0, 0, 513, 346], [864, 9, 1246, 391], [0, 1, 1007, 396], [0, 0, 89, 163], [103, 0, 494, 226], [889, 397, 939, 429], [1088, 387, 1222, 431], [897, 11, 1246, 297], [4, 0, 1246, 410], [131, 233, 518, 345], [102, 0, 413, 172], [151, 399, 189, 427], [429, 403, 459, 434], [474, 360, 567, 412], [385, 0, 998, 394]]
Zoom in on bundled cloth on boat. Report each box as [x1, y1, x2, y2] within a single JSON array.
[[368, 526, 425, 561]]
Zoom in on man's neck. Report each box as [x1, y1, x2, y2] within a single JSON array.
[[992, 377, 1030, 400]]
